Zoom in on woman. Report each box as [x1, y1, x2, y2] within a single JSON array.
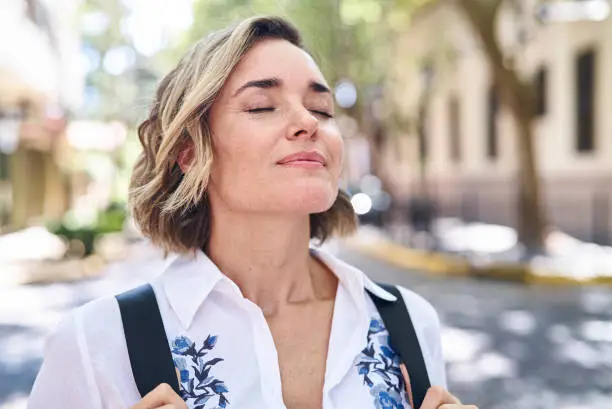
[[28, 16, 475, 409]]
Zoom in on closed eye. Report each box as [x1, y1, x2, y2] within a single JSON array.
[[247, 107, 275, 113], [247, 107, 333, 118], [310, 110, 334, 119]]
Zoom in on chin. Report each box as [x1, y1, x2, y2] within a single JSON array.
[[277, 184, 338, 214]]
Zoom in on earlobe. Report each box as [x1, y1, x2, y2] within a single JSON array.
[[177, 141, 195, 172]]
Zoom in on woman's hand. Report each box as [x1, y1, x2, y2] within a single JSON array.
[[420, 386, 478, 409], [128, 384, 187, 409]]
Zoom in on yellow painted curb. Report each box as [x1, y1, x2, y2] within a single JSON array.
[[526, 271, 612, 286], [346, 237, 470, 277], [347, 235, 612, 286]]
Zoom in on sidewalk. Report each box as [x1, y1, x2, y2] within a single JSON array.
[[1, 257, 106, 286], [345, 224, 612, 285], [0, 229, 148, 287]]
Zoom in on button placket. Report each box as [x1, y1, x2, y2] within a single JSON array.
[[243, 300, 286, 409], [323, 284, 370, 395]]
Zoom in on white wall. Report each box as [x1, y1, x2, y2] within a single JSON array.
[[386, 1, 612, 239], [392, 2, 612, 183]]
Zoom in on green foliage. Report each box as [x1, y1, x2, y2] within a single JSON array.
[[188, 0, 285, 38], [78, 0, 166, 125], [77, 0, 429, 140], [96, 202, 128, 233], [182, 0, 398, 94], [78, 0, 418, 127], [48, 202, 127, 256]]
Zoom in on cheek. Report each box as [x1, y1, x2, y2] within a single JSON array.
[[209, 122, 275, 187], [212, 143, 259, 187], [324, 125, 344, 175]]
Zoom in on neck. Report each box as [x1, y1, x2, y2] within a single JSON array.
[[206, 204, 334, 316]]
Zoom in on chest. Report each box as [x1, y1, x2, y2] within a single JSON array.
[[266, 301, 335, 409], [165, 301, 410, 409]]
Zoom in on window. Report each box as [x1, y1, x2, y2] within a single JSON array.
[[418, 103, 428, 161], [0, 153, 9, 180], [576, 49, 596, 152], [448, 96, 461, 162], [487, 85, 499, 159], [535, 66, 547, 116]]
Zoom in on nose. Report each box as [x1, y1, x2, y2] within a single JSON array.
[[287, 106, 318, 140]]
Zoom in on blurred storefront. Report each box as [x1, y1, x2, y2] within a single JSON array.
[[387, 0, 612, 242], [64, 120, 131, 224], [0, 0, 83, 231]]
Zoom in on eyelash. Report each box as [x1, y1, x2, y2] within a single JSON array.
[[247, 107, 334, 118]]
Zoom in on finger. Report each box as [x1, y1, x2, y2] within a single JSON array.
[[450, 395, 463, 405], [175, 367, 182, 386], [439, 406, 478, 409], [419, 386, 461, 409], [151, 383, 187, 409], [399, 364, 414, 409], [134, 383, 185, 409]]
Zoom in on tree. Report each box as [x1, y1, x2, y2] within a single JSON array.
[[454, 0, 546, 252], [393, 0, 547, 252], [184, 0, 395, 87], [79, 0, 174, 126]]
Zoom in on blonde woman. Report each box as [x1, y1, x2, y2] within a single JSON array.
[[28, 16, 476, 409]]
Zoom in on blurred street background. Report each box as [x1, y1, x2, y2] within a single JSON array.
[[1, 0, 612, 408]]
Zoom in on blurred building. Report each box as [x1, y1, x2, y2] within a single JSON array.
[[386, 0, 612, 242], [0, 0, 83, 231]]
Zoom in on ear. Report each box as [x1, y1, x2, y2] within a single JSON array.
[[177, 140, 195, 172]]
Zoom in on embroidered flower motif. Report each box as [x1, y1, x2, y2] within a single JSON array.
[[370, 319, 385, 333], [174, 356, 190, 383], [172, 336, 192, 354], [355, 319, 408, 409], [372, 384, 404, 409], [171, 335, 229, 409]]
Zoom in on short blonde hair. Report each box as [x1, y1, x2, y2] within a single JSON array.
[[129, 16, 357, 254]]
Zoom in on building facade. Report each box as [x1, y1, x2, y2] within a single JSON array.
[[384, 0, 612, 242], [0, 0, 83, 231]]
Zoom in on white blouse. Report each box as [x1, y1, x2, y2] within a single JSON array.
[[28, 247, 447, 409]]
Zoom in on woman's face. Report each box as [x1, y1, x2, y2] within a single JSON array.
[[207, 39, 343, 216]]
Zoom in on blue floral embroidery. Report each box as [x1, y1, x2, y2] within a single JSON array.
[[355, 319, 408, 409], [171, 335, 229, 409]]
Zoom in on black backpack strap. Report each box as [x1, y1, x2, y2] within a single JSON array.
[[115, 283, 180, 397], [368, 283, 431, 409]]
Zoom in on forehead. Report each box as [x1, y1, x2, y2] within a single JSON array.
[[224, 39, 328, 91]]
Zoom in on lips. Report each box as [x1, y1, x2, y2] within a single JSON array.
[[277, 151, 326, 166]]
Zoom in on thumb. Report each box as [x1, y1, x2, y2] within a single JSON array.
[[419, 386, 461, 409]]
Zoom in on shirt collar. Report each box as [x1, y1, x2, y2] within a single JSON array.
[[160, 249, 228, 329], [311, 247, 398, 303], [159, 246, 397, 329]]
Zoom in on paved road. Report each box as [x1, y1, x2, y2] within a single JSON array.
[[1, 246, 611, 408], [338, 249, 612, 409]]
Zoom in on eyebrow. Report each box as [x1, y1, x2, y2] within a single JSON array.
[[309, 81, 331, 94], [232, 77, 331, 97]]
